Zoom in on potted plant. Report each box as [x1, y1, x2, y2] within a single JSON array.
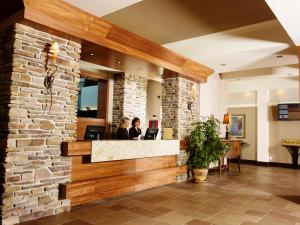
[[186, 117, 229, 182]]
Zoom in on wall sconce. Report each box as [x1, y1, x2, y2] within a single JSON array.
[[188, 84, 197, 110], [43, 41, 60, 112], [49, 41, 60, 63], [223, 113, 230, 139]]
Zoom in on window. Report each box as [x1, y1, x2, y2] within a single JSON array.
[[77, 77, 99, 118]]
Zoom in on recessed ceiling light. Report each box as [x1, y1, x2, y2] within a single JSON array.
[[220, 64, 226, 66], [89, 53, 95, 56], [276, 55, 283, 58], [117, 61, 122, 64]]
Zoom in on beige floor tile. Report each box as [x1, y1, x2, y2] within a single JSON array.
[[154, 212, 194, 225], [18, 165, 300, 225]]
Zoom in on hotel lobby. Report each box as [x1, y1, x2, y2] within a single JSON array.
[[0, 1, 300, 225]]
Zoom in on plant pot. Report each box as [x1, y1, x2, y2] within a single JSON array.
[[192, 168, 208, 183]]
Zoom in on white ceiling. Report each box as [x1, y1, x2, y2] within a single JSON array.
[[63, 0, 143, 17], [66, 0, 299, 85], [164, 20, 297, 74], [265, 0, 300, 46]]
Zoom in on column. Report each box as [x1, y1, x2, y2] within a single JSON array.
[[112, 73, 148, 134], [162, 72, 200, 182], [257, 90, 270, 162], [1, 23, 81, 225]]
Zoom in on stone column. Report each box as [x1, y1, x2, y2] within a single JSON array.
[[162, 74, 200, 182], [112, 73, 148, 134], [0, 24, 81, 225]]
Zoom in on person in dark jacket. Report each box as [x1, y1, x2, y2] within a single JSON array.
[[129, 117, 142, 140], [116, 117, 131, 140]]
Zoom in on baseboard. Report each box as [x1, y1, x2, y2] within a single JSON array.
[[231, 159, 298, 169], [257, 161, 269, 167], [269, 162, 297, 169]]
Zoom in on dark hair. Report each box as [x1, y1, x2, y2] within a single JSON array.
[[131, 117, 140, 127]]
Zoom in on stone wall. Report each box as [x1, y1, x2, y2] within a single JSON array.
[[162, 77, 200, 139], [1, 24, 81, 225], [112, 73, 147, 134], [162, 76, 200, 182]]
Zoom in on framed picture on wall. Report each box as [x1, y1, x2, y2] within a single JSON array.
[[229, 114, 245, 138]]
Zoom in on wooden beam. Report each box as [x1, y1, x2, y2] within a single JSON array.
[[80, 70, 109, 81], [16, 0, 213, 82], [163, 69, 207, 83]]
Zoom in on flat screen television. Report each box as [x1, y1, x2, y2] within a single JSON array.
[[84, 125, 105, 140]]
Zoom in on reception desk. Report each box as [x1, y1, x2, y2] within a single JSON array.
[[91, 140, 179, 162], [60, 140, 183, 207]]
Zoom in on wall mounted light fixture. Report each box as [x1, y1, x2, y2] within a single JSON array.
[[223, 113, 230, 139], [43, 41, 60, 112]]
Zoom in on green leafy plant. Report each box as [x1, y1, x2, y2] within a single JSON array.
[[186, 117, 229, 169]]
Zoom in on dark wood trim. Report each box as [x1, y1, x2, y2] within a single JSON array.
[[269, 162, 298, 169], [0, 0, 24, 29], [61, 141, 91, 156], [105, 78, 112, 137], [97, 80, 108, 119], [239, 159, 257, 165], [76, 117, 106, 141], [80, 70, 109, 81], [231, 158, 299, 169], [180, 139, 188, 150], [256, 161, 269, 167]]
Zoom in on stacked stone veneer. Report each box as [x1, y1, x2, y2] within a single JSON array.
[[0, 24, 81, 225], [162, 77, 200, 182], [112, 73, 147, 134]]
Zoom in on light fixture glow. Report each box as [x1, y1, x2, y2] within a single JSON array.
[[49, 42, 60, 57]]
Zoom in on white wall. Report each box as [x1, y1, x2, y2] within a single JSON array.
[[200, 73, 228, 136], [227, 76, 300, 164], [228, 91, 256, 107]]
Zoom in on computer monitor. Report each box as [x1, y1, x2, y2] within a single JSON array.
[[84, 125, 105, 140], [144, 128, 159, 140]]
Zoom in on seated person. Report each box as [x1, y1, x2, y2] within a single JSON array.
[[116, 117, 131, 140], [129, 117, 142, 140]]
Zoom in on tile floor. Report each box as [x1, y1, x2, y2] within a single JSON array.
[[19, 164, 300, 225]]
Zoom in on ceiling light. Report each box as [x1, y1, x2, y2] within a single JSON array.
[[117, 61, 122, 64], [276, 55, 283, 58], [220, 64, 226, 66], [89, 53, 95, 56]]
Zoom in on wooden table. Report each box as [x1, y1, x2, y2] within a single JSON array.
[[282, 139, 300, 169], [218, 139, 243, 178]]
